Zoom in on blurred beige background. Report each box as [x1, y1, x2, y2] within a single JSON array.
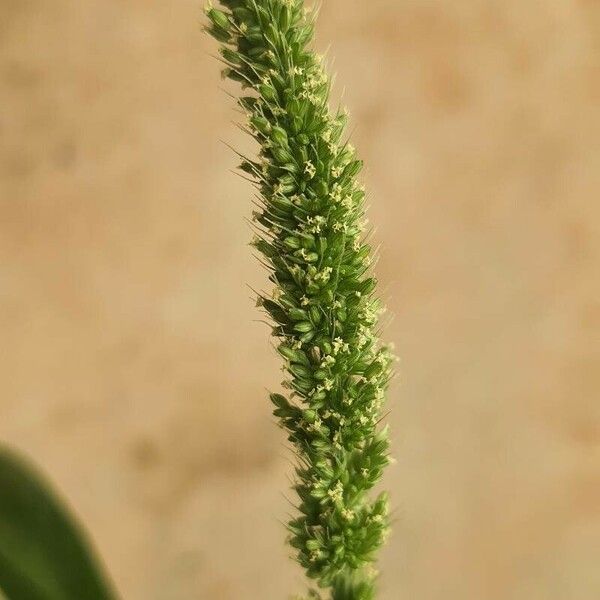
[[1, 0, 599, 598]]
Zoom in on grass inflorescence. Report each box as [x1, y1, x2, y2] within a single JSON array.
[[205, 1, 394, 598]]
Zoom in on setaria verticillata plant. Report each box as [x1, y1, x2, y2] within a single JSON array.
[[205, 1, 395, 598]]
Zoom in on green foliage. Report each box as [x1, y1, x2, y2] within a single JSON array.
[[205, 1, 394, 597], [0, 447, 117, 600]]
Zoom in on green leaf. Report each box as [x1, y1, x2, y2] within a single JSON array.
[[0, 447, 117, 600]]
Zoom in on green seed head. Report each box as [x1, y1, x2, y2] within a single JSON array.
[[205, 1, 394, 597]]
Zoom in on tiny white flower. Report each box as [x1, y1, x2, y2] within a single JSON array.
[[304, 160, 316, 179], [341, 508, 355, 521]]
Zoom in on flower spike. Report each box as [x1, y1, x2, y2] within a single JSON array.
[[205, 2, 394, 598]]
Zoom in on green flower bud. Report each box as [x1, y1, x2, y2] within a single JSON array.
[[294, 321, 313, 333], [206, 8, 230, 31], [259, 84, 278, 102], [289, 307, 308, 320], [271, 126, 289, 147], [284, 236, 302, 250], [303, 409, 317, 423], [289, 364, 311, 379], [220, 47, 240, 64], [250, 115, 271, 135]]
